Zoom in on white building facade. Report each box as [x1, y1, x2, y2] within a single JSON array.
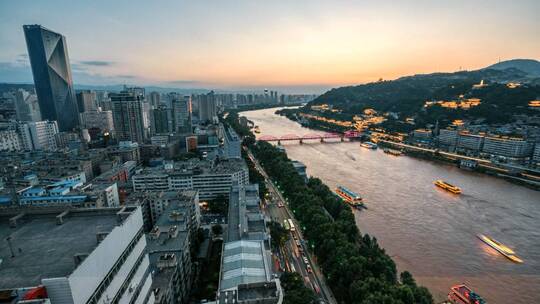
[[42, 207, 154, 304]]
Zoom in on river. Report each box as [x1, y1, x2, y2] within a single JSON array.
[[242, 107, 540, 304]]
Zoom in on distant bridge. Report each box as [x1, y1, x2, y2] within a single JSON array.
[[258, 130, 363, 144]]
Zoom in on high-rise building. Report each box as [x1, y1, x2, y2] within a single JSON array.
[[15, 89, 41, 122], [149, 91, 161, 107], [150, 105, 170, 135], [96, 91, 111, 110], [79, 109, 114, 133], [198, 91, 217, 122], [17, 120, 59, 151], [125, 86, 146, 98], [23, 24, 79, 131], [111, 91, 146, 143], [172, 95, 192, 133], [76, 90, 98, 112]]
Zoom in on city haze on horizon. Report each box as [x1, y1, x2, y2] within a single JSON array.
[[1, 0, 540, 93]]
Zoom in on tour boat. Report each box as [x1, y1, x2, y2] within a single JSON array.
[[334, 186, 364, 208], [434, 180, 462, 194], [477, 234, 523, 263], [447, 284, 486, 304]]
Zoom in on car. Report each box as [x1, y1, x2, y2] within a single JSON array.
[[295, 240, 301, 247], [307, 265, 313, 273], [303, 256, 309, 264], [277, 202, 284, 208]]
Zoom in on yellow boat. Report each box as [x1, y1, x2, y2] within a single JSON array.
[[477, 234, 523, 263], [434, 180, 461, 194]]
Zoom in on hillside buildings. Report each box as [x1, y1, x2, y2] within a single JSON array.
[[435, 128, 536, 161]]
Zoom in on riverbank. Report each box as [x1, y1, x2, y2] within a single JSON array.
[[228, 103, 302, 112], [378, 140, 540, 191]]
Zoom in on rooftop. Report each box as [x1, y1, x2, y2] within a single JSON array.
[[145, 191, 197, 253], [0, 207, 134, 289], [219, 240, 270, 291], [136, 158, 247, 177], [227, 184, 266, 243]]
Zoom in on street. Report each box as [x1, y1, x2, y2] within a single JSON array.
[[246, 149, 337, 304]]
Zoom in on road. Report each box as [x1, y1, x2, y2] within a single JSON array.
[[246, 149, 337, 304]]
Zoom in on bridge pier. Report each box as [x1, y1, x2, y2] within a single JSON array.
[[341, 136, 344, 142], [320, 138, 324, 143], [277, 140, 281, 145], [299, 139, 303, 145]]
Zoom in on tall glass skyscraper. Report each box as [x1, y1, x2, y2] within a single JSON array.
[[23, 25, 79, 131]]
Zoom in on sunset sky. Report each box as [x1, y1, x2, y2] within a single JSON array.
[[1, 0, 539, 93]]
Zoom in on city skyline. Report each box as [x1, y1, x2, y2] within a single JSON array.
[[0, 0, 539, 93]]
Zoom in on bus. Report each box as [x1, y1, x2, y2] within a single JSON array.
[[288, 219, 296, 232], [283, 219, 290, 231]]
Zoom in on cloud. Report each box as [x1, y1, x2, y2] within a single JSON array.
[[116, 74, 136, 79], [0, 62, 33, 83], [72, 60, 115, 72], [79, 60, 115, 66], [10, 54, 30, 66]]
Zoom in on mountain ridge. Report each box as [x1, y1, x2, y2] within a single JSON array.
[[485, 59, 540, 77]]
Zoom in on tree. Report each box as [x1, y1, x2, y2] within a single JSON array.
[[211, 224, 223, 235], [400, 271, 415, 287], [207, 195, 228, 215], [280, 272, 317, 304], [268, 221, 289, 249]]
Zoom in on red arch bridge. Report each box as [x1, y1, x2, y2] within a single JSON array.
[[258, 130, 363, 144]]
